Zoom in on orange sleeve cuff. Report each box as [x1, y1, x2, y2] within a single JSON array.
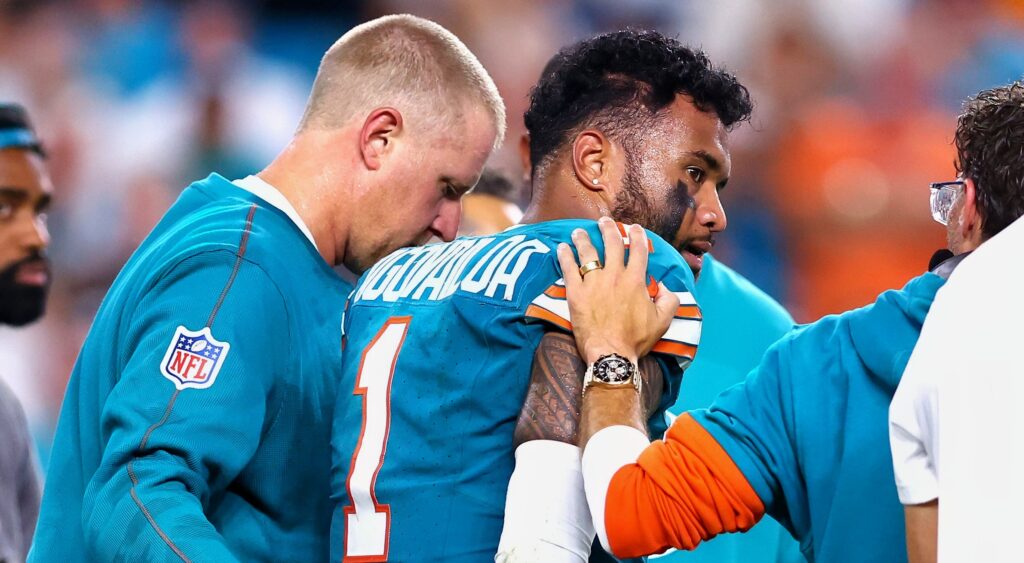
[[605, 413, 765, 558]]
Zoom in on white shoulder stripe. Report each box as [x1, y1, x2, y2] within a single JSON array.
[[533, 283, 699, 346], [662, 318, 702, 346], [674, 291, 697, 306], [530, 292, 572, 322]]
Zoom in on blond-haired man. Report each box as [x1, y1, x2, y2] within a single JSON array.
[[31, 15, 503, 562]]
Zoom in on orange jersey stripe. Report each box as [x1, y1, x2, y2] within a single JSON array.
[[676, 305, 702, 319], [544, 285, 567, 299], [550, 280, 683, 313], [651, 340, 697, 358], [604, 414, 765, 558], [524, 304, 572, 331]]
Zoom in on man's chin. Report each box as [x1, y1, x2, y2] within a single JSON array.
[[0, 262, 51, 326], [682, 249, 705, 277], [0, 295, 47, 326]]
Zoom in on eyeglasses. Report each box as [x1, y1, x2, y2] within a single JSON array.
[[929, 181, 965, 225]]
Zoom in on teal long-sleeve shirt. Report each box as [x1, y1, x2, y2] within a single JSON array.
[[657, 255, 800, 563], [690, 272, 942, 562], [30, 174, 351, 562], [598, 272, 944, 562], [594, 255, 798, 563]]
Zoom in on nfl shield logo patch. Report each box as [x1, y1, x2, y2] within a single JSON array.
[[160, 325, 231, 390]]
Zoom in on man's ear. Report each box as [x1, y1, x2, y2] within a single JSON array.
[[571, 129, 611, 195], [518, 133, 532, 183], [359, 107, 403, 171], [961, 178, 982, 238]]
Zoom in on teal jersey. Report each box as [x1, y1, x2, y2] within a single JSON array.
[[31, 174, 351, 562], [676, 254, 794, 410], [655, 254, 800, 563], [330, 220, 702, 562], [690, 272, 944, 562]]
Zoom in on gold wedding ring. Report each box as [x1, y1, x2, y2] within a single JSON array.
[[579, 260, 603, 278]]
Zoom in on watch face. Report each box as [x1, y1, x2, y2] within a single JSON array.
[[594, 355, 635, 384]]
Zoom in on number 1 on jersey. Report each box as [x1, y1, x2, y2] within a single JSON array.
[[343, 317, 410, 562]]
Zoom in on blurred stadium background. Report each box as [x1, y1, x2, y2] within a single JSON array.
[[2, 0, 1021, 465]]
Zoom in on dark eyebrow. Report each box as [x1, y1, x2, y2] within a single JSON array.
[[684, 150, 722, 172], [0, 187, 51, 211], [0, 187, 28, 202], [682, 151, 729, 190]]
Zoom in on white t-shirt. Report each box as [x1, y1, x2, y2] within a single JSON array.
[[889, 215, 1024, 561], [233, 175, 318, 250]]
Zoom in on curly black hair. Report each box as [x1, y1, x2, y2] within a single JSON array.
[[524, 30, 752, 172], [956, 81, 1024, 239]]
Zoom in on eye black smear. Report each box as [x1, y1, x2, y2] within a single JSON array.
[[676, 180, 697, 210]]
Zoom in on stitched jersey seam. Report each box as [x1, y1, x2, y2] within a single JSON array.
[[125, 203, 258, 561]]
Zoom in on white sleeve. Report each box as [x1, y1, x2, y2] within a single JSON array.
[[888, 270, 974, 506], [889, 338, 940, 505], [495, 440, 595, 563]]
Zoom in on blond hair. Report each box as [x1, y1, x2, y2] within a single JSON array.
[[299, 14, 505, 147]]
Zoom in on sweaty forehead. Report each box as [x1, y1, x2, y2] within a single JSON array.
[[659, 95, 731, 168]]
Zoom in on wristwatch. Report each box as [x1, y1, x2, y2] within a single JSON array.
[[583, 353, 640, 395]]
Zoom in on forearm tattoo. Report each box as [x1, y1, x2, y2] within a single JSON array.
[[514, 332, 585, 447], [513, 333, 666, 448], [639, 355, 664, 418]]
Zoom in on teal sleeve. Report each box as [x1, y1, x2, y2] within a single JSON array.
[[525, 224, 697, 442], [689, 337, 798, 517], [81, 250, 288, 562], [643, 235, 699, 440]]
